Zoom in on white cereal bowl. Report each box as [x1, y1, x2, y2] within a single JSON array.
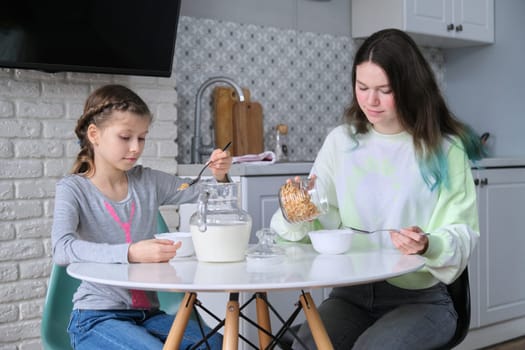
[[154, 232, 194, 258], [308, 229, 354, 255]]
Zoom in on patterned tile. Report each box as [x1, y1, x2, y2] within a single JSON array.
[[175, 16, 445, 163]]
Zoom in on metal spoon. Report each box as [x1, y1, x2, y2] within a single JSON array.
[[345, 226, 430, 236], [178, 141, 232, 190]]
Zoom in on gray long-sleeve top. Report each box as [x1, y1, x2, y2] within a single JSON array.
[[51, 166, 199, 310]]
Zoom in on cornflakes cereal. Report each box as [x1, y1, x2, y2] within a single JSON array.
[[177, 183, 190, 191], [279, 182, 320, 223]]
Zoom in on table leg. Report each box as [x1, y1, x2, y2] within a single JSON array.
[[299, 292, 334, 350], [163, 292, 197, 350], [255, 292, 272, 349], [222, 292, 240, 350]]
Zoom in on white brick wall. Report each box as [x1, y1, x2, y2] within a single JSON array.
[[0, 68, 179, 349]]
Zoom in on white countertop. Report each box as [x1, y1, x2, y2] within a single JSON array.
[[176, 158, 525, 177], [472, 157, 525, 168], [177, 161, 313, 177]]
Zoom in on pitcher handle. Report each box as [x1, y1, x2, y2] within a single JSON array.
[[198, 191, 209, 232]]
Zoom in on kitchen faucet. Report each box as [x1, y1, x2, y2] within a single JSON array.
[[191, 76, 245, 163]]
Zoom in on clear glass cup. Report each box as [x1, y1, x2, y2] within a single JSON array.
[[278, 176, 328, 223]]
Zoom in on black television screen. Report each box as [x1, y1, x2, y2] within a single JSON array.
[[0, 0, 181, 77]]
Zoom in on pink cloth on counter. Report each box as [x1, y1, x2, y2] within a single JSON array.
[[232, 151, 276, 165]]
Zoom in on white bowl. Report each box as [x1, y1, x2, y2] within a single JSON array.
[[308, 229, 354, 255], [154, 232, 194, 257]]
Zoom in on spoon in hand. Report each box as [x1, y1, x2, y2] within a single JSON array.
[[345, 226, 430, 236], [178, 141, 232, 191]]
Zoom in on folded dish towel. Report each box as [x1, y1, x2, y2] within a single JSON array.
[[233, 151, 276, 165]]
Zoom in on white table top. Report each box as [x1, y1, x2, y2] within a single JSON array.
[[67, 244, 424, 293]]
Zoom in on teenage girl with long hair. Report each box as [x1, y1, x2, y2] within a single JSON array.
[[271, 28, 484, 349]]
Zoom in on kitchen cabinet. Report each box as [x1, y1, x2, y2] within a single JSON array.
[[351, 0, 494, 48], [241, 175, 301, 243], [470, 167, 525, 328]]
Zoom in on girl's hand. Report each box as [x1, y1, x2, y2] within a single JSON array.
[[209, 147, 232, 182], [390, 226, 429, 255], [128, 239, 182, 263]]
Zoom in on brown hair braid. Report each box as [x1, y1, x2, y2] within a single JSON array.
[[71, 85, 153, 176]]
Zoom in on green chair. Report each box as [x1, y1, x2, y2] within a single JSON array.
[[41, 212, 185, 349], [41, 264, 80, 350], [156, 213, 185, 314]]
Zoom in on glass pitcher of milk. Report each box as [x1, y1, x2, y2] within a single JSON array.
[[190, 182, 252, 262]]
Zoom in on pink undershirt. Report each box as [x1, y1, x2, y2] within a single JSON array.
[[104, 201, 151, 309]]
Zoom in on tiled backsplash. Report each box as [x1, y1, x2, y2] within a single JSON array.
[[175, 16, 445, 163]]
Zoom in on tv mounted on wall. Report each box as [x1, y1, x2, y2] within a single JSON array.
[[0, 0, 181, 77]]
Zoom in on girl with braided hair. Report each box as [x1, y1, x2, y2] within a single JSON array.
[[52, 84, 228, 349]]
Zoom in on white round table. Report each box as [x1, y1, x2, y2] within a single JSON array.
[[67, 243, 424, 350]]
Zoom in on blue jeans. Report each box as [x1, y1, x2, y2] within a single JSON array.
[[294, 281, 457, 350], [68, 309, 222, 350]]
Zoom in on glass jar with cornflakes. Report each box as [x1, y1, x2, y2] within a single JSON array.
[[278, 176, 328, 223]]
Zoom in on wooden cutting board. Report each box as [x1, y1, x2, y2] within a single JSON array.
[[232, 101, 264, 156], [213, 86, 251, 151]]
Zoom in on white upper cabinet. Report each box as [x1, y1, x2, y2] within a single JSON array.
[[352, 0, 494, 48]]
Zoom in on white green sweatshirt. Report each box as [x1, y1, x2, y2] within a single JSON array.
[[271, 124, 479, 289]]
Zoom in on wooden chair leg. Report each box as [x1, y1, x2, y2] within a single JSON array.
[[255, 292, 272, 349], [223, 292, 240, 350], [163, 292, 197, 350], [299, 292, 334, 350]]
